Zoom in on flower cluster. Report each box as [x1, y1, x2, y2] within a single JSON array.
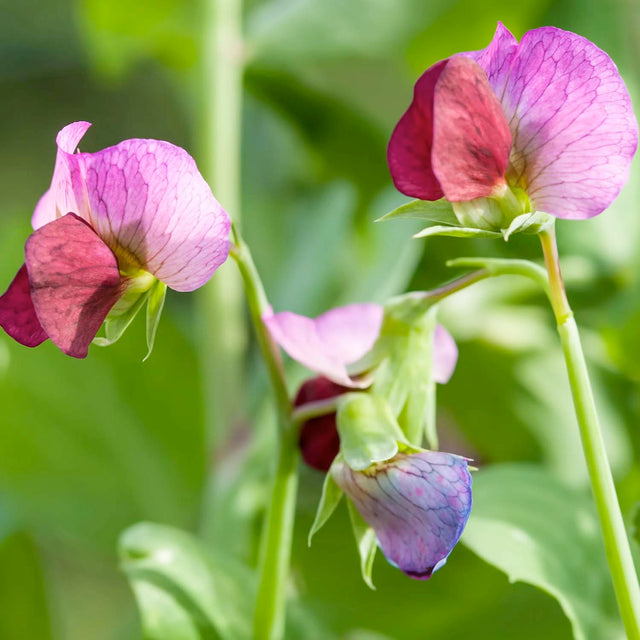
[[266, 303, 472, 580]]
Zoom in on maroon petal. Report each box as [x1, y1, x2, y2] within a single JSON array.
[[294, 376, 349, 472], [25, 214, 122, 359], [432, 56, 512, 202], [0, 264, 48, 348], [387, 60, 448, 200]]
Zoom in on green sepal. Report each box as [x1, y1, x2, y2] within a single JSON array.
[[414, 225, 501, 239], [371, 301, 439, 447], [501, 211, 554, 240], [347, 499, 377, 590], [336, 394, 406, 471], [144, 280, 168, 362], [308, 467, 343, 546], [376, 198, 459, 225], [93, 289, 151, 347]]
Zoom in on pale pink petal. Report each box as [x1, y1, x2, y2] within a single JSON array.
[[25, 214, 122, 359], [31, 121, 92, 229], [80, 139, 230, 291], [264, 304, 383, 388], [0, 264, 48, 348], [432, 56, 512, 201], [333, 451, 472, 579], [387, 60, 448, 200], [433, 325, 458, 384]]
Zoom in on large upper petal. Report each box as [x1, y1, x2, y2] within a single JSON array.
[[264, 304, 384, 387], [471, 25, 638, 219], [25, 213, 122, 359], [333, 451, 472, 579], [80, 138, 230, 291], [0, 264, 48, 348], [32, 123, 231, 291]]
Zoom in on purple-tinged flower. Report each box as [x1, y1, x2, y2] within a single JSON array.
[[388, 24, 638, 222], [0, 122, 230, 358], [332, 450, 472, 579], [264, 303, 458, 387]]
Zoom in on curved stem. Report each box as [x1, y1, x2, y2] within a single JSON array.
[[230, 231, 297, 640], [540, 226, 640, 639], [291, 396, 342, 427]]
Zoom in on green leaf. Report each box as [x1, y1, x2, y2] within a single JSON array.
[[144, 280, 168, 361], [414, 225, 502, 239], [376, 198, 458, 225], [336, 394, 404, 471], [120, 522, 254, 640], [347, 500, 377, 590], [309, 470, 343, 545], [463, 464, 624, 640]]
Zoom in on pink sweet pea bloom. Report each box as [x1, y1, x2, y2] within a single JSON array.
[[388, 24, 638, 220], [264, 303, 457, 388], [0, 122, 230, 358]]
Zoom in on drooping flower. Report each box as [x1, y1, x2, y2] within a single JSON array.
[[0, 122, 230, 358], [387, 24, 638, 227], [332, 450, 472, 579], [268, 302, 458, 471]]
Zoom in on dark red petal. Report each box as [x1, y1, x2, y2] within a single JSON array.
[[25, 213, 122, 359], [387, 59, 448, 201], [294, 377, 349, 472], [0, 264, 48, 348], [432, 55, 511, 201]]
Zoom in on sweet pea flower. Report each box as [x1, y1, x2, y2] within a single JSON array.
[[332, 450, 472, 579], [0, 122, 230, 358], [388, 24, 638, 228], [264, 303, 457, 388]]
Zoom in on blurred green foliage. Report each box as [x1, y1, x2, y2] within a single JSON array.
[[1, 0, 639, 638]]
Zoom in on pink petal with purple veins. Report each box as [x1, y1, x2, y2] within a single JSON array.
[[333, 451, 472, 579], [81, 138, 230, 291], [32, 121, 92, 229], [432, 56, 512, 202], [25, 213, 122, 359], [472, 26, 638, 219], [387, 60, 448, 200], [264, 303, 383, 388], [433, 325, 458, 384], [0, 264, 48, 348], [33, 123, 230, 291]]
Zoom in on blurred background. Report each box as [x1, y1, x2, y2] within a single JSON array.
[[1, 0, 639, 637]]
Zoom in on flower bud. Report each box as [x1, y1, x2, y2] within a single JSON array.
[[294, 376, 349, 472], [332, 451, 472, 579]]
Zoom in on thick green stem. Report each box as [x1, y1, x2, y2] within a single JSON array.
[[540, 226, 640, 639], [231, 233, 298, 640], [199, 0, 246, 452]]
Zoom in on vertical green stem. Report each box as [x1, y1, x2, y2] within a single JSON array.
[[231, 233, 298, 640], [540, 226, 640, 639], [199, 0, 246, 452]]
